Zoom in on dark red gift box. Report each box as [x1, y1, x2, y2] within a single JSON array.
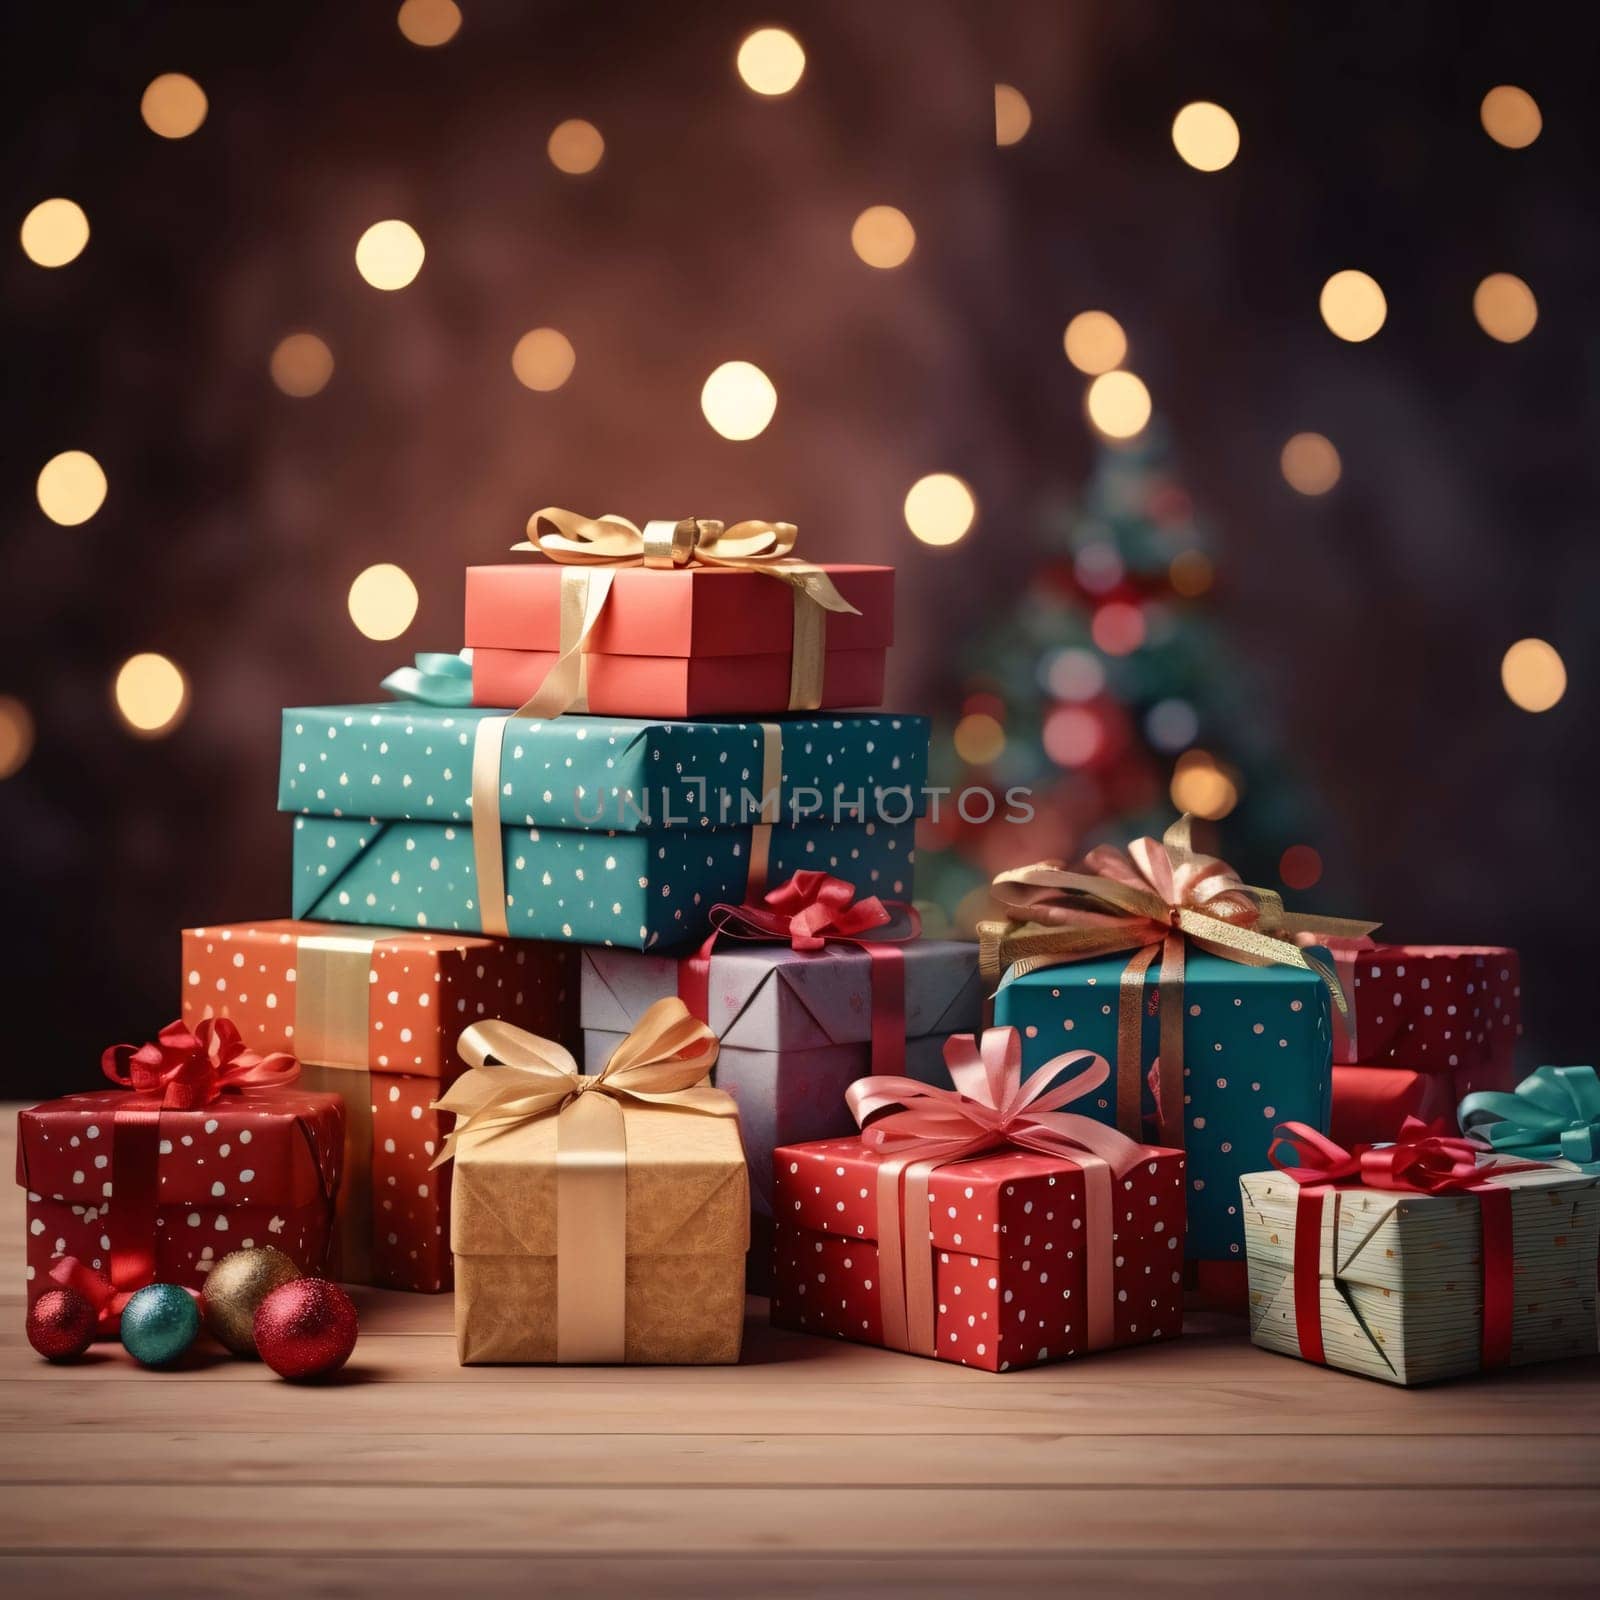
[[771, 1134, 1185, 1371]]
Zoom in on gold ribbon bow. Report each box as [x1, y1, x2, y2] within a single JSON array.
[[512, 506, 861, 718], [430, 998, 735, 1363], [977, 815, 1378, 1148]]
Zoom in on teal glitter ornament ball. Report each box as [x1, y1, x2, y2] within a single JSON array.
[[120, 1283, 200, 1368]]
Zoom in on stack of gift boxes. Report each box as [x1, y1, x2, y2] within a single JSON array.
[[17, 508, 1599, 1385]]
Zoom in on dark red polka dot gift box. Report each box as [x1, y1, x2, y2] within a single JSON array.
[[770, 1027, 1187, 1372]]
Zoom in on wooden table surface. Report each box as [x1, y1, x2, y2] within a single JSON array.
[[3, 1108, 1598, 1598]]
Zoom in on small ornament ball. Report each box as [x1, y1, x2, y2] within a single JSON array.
[[254, 1277, 358, 1380], [26, 1287, 98, 1361], [202, 1246, 302, 1356], [120, 1282, 201, 1368]]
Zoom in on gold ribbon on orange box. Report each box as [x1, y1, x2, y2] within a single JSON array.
[[291, 926, 382, 1284], [513, 507, 861, 719], [976, 814, 1378, 1150], [431, 997, 733, 1364]]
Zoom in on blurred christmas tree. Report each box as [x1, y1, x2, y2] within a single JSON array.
[[916, 425, 1323, 935]]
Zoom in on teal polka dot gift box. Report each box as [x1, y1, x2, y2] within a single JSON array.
[[278, 703, 928, 950]]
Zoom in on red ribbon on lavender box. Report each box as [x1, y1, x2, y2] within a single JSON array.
[[677, 870, 920, 1074]]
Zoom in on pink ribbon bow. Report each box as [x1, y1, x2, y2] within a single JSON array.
[[102, 1017, 300, 1109], [844, 1026, 1152, 1358]]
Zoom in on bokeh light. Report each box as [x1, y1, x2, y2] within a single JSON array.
[[269, 333, 334, 398], [1063, 311, 1127, 376], [1500, 638, 1565, 712], [1044, 705, 1103, 768], [995, 84, 1032, 146], [114, 654, 188, 737], [1170, 750, 1238, 820], [140, 74, 208, 139], [0, 696, 35, 780], [1074, 542, 1124, 594], [953, 712, 1006, 766], [904, 474, 977, 546], [36, 451, 107, 526], [1044, 648, 1104, 702], [1085, 371, 1151, 439], [700, 360, 777, 441], [1169, 550, 1214, 596], [1279, 845, 1324, 891], [355, 220, 425, 290], [1280, 432, 1341, 495], [850, 206, 915, 269], [512, 328, 576, 392], [1480, 85, 1541, 149], [397, 0, 462, 47], [19, 198, 89, 268], [1145, 698, 1199, 752], [1319, 271, 1386, 342], [1091, 601, 1145, 656], [548, 119, 604, 175], [1473, 273, 1537, 343], [736, 27, 805, 96], [348, 563, 420, 641], [1171, 102, 1240, 171]]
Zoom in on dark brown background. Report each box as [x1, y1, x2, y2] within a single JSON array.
[[3, 0, 1595, 1091]]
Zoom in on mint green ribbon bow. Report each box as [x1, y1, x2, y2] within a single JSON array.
[[1459, 1065, 1600, 1173], [380, 651, 473, 707]]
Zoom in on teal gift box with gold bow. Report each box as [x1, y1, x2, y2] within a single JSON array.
[[278, 674, 929, 950]]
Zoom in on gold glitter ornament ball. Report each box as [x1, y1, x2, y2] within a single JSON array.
[[203, 1247, 303, 1355]]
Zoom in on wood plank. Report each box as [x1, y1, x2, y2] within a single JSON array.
[[2, 1428, 1596, 1489]]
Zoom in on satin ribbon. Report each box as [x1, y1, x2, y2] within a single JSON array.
[[977, 814, 1378, 1148], [380, 651, 474, 707], [431, 997, 735, 1363], [1459, 1065, 1600, 1173], [512, 507, 861, 719], [678, 870, 920, 1075], [99, 1020, 301, 1300], [1267, 1117, 1540, 1369], [844, 1026, 1153, 1358]]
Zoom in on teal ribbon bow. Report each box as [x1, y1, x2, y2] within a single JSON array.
[[380, 651, 473, 707], [1459, 1065, 1600, 1173]]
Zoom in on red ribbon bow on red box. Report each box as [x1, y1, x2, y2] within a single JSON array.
[[678, 871, 920, 1073], [1267, 1117, 1541, 1370]]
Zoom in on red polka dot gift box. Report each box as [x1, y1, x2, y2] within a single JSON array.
[[17, 1019, 343, 1334], [181, 920, 576, 1292], [770, 1027, 1186, 1372]]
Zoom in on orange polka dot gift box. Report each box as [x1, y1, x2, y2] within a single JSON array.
[[181, 920, 576, 1292], [17, 1019, 343, 1332], [770, 1027, 1186, 1372]]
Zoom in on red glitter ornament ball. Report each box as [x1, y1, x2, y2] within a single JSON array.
[[26, 1287, 99, 1361], [253, 1277, 358, 1380]]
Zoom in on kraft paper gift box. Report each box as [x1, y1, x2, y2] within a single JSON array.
[[1317, 939, 1521, 1075], [580, 937, 983, 1221], [466, 561, 894, 719], [17, 1020, 343, 1330], [770, 1028, 1186, 1371], [279, 702, 928, 948], [437, 1000, 750, 1365], [180, 919, 577, 1291], [992, 952, 1333, 1262], [1241, 1134, 1600, 1385]]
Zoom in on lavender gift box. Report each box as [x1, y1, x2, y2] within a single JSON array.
[[580, 939, 984, 1222]]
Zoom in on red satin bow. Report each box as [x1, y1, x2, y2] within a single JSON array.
[[102, 1017, 300, 1108], [705, 869, 913, 950], [1268, 1116, 1501, 1195], [847, 1026, 1145, 1178]]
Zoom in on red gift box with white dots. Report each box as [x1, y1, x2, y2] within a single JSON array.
[[1324, 942, 1521, 1081], [16, 1085, 342, 1320], [181, 919, 576, 1292], [770, 1136, 1185, 1372]]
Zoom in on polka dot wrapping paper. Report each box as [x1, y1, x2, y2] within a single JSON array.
[[180, 920, 577, 1292], [279, 704, 927, 947], [1322, 941, 1521, 1077], [993, 951, 1333, 1262], [770, 1136, 1186, 1372], [16, 1086, 343, 1329]]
